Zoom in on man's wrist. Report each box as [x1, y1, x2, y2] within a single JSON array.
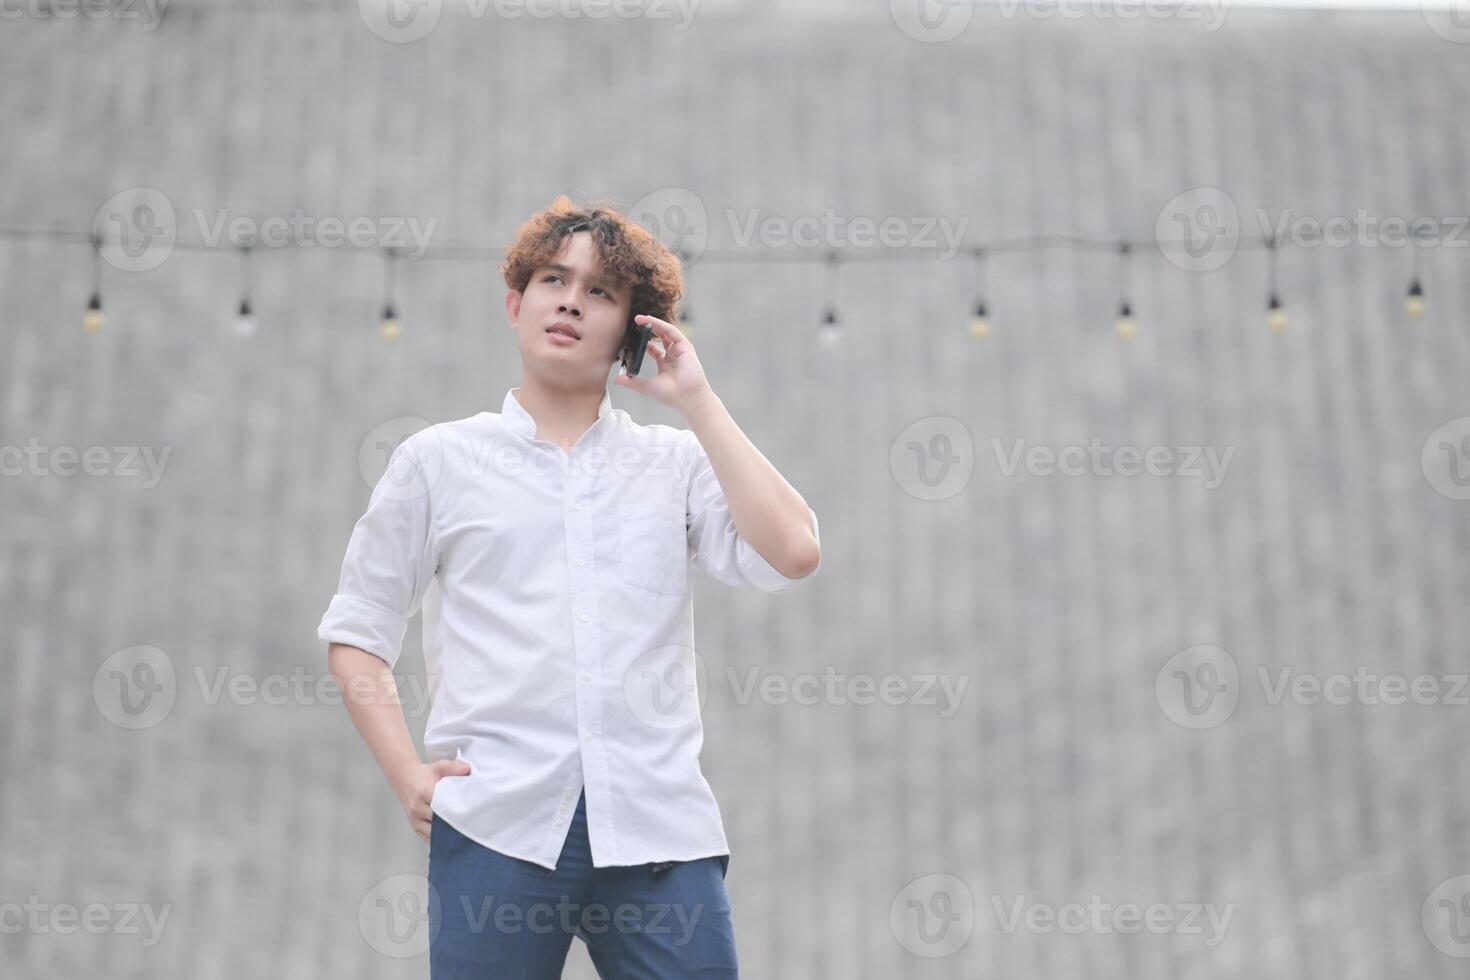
[[677, 386, 723, 428], [384, 755, 422, 794]]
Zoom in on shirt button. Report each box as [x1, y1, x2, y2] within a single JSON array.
[[582, 671, 592, 682], [576, 558, 585, 566], [559, 804, 568, 815], [574, 503, 582, 511], [580, 613, 590, 622], [584, 730, 595, 742]]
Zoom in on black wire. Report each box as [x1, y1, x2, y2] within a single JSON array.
[[0, 226, 1311, 262]]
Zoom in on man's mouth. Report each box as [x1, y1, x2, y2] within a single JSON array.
[[546, 322, 582, 341]]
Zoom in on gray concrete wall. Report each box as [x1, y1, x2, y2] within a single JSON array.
[[2, 2, 1469, 977]]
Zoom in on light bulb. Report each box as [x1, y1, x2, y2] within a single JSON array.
[[83, 293, 104, 333], [819, 308, 840, 344], [232, 298, 257, 337], [969, 301, 990, 339], [1405, 279, 1424, 318], [1115, 302, 1136, 340], [1266, 294, 1287, 333], [379, 303, 400, 342]]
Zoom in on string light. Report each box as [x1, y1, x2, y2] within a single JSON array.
[[969, 248, 990, 339], [0, 224, 1452, 341], [1265, 234, 1287, 333], [1114, 242, 1136, 340], [1405, 278, 1424, 318], [819, 250, 840, 345], [379, 246, 400, 342], [82, 232, 104, 334], [1405, 231, 1425, 318], [232, 243, 257, 337]]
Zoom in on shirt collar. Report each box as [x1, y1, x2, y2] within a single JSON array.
[[502, 386, 613, 443]]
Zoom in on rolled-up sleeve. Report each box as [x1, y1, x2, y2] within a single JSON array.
[[683, 429, 821, 594], [317, 433, 439, 668]]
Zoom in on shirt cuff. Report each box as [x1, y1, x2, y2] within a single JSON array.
[[318, 593, 409, 668], [737, 507, 821, 593]]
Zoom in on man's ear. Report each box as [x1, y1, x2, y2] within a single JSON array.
[[505, 289, 523, 330]]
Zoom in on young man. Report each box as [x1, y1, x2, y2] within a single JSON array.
[[317, 197, 821, 979]]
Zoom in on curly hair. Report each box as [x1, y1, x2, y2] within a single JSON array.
[[500, 196, 683, 337]]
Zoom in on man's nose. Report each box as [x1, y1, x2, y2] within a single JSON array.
[[558, 296, 583, 317]]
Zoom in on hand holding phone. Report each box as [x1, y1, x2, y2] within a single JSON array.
[[620, 318, 655, 376]]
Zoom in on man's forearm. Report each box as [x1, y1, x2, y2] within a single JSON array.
[[327, 643, 421, 791], [678, 387, 820, 578]]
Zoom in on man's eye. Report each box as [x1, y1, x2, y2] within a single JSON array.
[[542, 274, 560, 283]]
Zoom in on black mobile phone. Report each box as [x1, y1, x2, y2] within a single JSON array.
[[620, 320, 655, 376]]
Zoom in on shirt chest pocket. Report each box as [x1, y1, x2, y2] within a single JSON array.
[[617, 501, 690, 596]]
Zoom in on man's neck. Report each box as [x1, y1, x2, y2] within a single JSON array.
[[513, 377, 606, 453]]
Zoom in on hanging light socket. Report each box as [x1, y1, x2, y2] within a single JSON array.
[[83, 291, 104, 334], [1266, 292, 1287, 333], [1405, 277, 1425, 318]]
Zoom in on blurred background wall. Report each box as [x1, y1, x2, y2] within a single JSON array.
[[2, 0, 1469, 977]]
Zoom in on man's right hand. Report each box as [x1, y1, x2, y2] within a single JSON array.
[[396, 759, 472, 843]]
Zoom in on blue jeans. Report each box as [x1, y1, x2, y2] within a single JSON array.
[[427, 788, 738, 978]]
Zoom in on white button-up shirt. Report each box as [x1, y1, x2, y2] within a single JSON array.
[[317, 387, 821, 870]]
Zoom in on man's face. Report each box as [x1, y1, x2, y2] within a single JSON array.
[[506, 230, 632, 382]]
